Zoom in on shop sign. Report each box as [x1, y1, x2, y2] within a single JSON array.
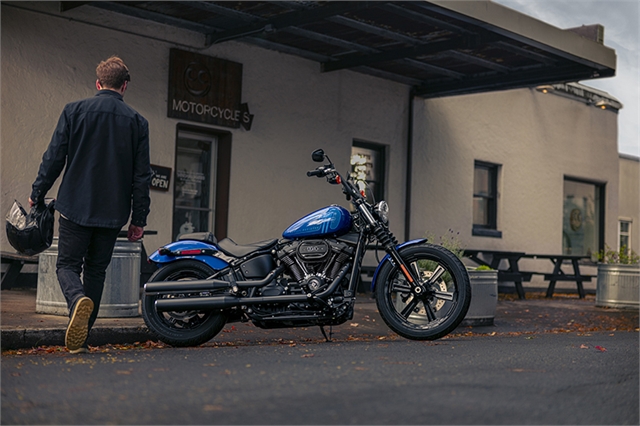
[[150, 164, 172, 191], [168, 49, 254, 130]]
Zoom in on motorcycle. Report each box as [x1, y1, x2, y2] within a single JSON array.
[[142, 149, 471, 346]]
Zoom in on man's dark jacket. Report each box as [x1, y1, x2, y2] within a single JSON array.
[[31, 90, 152, 229]]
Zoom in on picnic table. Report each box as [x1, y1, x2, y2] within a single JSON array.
[[522, 254, 593, 299], [464, 249, 594, 299], [1, 231, 159, 290], [463, 250, 529, 299], [1, 251, 39, 289]]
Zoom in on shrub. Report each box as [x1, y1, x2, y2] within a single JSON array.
[[598, 245, 640, 265]]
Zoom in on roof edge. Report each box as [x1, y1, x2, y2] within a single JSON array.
[[426, 0, 616, 71]]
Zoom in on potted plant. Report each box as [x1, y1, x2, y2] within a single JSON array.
[[595, 245, 639, 309], [427, 230, 498, 326]]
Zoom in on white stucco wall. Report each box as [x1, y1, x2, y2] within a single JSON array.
[[411, 87, 620, 256], [1, 3, 408, 253], [619, 155, 640, 253]]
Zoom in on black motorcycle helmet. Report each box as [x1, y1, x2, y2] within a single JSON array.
[[5, 199, 56, 256]]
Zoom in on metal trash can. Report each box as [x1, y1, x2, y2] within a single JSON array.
[[596, 264, 639, 309], [461, 268, 498, 326], [36, 237, 141, 317]]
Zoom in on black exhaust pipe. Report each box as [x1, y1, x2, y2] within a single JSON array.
[[144, 266, 285, 294], [155, 294, 308, 312], [154, 264, 350, 312]]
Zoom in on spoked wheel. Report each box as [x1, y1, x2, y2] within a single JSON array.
[[142, 260, 227, 347], [375, 244, 471, 340]]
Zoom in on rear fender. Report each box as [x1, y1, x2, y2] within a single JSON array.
[[370, 239, 427, 291], [149, 240, 229, 271]]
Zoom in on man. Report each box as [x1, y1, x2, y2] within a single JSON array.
[[29, 56, 152, 353]]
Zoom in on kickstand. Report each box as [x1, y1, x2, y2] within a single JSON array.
[[319, 325, 333, 342]]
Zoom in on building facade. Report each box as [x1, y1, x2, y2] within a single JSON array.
[[2, 2, 634, 277]]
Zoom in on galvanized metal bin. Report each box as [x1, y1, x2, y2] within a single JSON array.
[[596, 263, 639, 309], [461, 268, 498, 326], [36, 237, 141, 317], [392, 268, 496, 327]]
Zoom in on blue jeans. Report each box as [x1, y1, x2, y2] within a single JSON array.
[[56, 216, 120, 332]]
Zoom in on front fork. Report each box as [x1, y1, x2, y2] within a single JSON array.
[[353, 200, 429, 296]]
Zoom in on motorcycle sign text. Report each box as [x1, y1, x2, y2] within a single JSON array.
[[168, 49, 254, 130]]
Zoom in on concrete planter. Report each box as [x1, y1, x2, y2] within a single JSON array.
[[460, 268, 498, 326], [595, 263, 639, 309]]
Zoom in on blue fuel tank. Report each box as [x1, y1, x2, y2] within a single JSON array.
[[283, 205, 353, 239]]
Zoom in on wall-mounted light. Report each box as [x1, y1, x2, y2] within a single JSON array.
[[535, 85, 555, 94], [595, 100, 614, 110]]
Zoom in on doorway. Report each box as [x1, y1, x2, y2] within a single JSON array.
[[172, 125, 231, 241]]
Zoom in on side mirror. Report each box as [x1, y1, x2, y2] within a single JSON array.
[[311, 149, 325, 163]]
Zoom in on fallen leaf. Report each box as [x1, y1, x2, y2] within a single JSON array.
[[350, 323, 359, 327], [203, 405, 224, 412], [595, 346, 607, 352], [301, 354, 315, 358], [580, 344, 589, 349]]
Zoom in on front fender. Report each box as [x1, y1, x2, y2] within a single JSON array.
[[149, 240, 229, 271], [370, 239, 427, 291]]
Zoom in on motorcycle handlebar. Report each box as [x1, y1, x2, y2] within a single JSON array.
[[307, 164, 366, 204]]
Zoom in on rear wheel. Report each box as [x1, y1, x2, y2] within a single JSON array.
[[142, 260, 227, 347], [375, 244, 471, 340]]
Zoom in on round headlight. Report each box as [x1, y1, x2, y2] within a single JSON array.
[[375, 201, 389, 225]]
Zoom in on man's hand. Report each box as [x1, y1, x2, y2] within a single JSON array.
[[127, 224, 144, 242]]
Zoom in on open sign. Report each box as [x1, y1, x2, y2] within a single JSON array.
[[150, 164, 172, 192]]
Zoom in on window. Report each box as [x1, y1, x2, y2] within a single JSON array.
[[351, 141, 386, 203], [473, 161, 501, 238], [619, 219, 632, 253], [562, 178, 604, 256]]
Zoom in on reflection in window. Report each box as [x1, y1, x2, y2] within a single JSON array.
[[562, 178, 603, 256]]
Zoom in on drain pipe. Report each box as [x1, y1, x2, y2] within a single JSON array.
[[404, 87, 416, 242]]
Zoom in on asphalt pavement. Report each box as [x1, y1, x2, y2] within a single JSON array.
[[1, 287, 638, 351], [2, 332, 638, 425]]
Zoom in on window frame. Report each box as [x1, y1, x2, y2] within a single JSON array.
[[619, 218, 632, 254], [472, 160, 502, 238]]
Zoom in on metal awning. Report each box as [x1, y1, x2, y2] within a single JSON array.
[[57, 0, 616, 98]]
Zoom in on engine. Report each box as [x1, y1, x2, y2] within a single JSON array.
[[275, 239, 354, 294]]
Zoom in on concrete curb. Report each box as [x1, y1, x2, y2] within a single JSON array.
[[1, 326, 152, 350]]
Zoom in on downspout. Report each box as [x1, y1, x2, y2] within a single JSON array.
[[404, 87, 416, 242]]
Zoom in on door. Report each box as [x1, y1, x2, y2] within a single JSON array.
[[172, 130, 217, 241]]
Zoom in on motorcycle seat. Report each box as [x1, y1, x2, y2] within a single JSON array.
[[217, 237, 278, 258], [177, 232, 217, 245]]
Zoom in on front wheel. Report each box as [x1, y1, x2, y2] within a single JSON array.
[[142, 260, 228, 347], [375, 244, 471, 340]]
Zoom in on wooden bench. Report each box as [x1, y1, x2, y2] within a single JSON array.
[[1, 251, 39, 289]]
